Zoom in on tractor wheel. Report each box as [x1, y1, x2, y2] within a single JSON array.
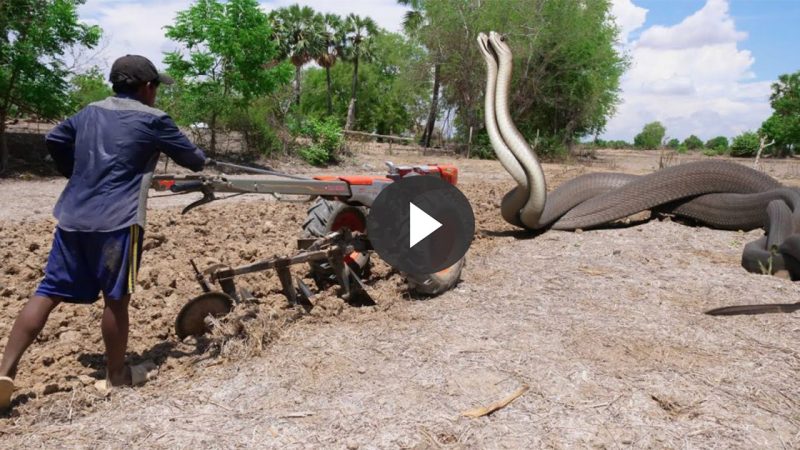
[[302, 198, 370, 287], [405, 256, 466, 296]]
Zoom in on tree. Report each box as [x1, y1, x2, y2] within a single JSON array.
[[415, 0, 627, 155], [164, 0, 292, 154], [270, 5, 324, 106], [760, 71, 799, 157], [633, 121, 665, 149], [300, 32, 429, 135], [341, 14, 379, 131], [315, 13, 344, 116], [729, 131, 760, 157], [683, 135, 704, 150], [704, 136, 728, 154], [398, 0, 440, 148], [0, 0, 101, 173], [666, 138, 680, 149], [69, 67, 112, 111]]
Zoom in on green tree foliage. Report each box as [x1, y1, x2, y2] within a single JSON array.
[[683, 134, 704, 150], [633, 121, 665, 149], [729, 131, 760, 157], [270, 5, 324, 106], [611, 140, 631, 149], [164, 0, 292, 154], [704, 136, 728, 155], [300, 32, 430, 135], [341, 14, 379, 130], [666, 138, 680, 149], [415, 0, 627, 156], [69, 67, 112, 111], [398, 0, 441, 148], [760, 71, 799, 157], [0, 0, 101, 172]]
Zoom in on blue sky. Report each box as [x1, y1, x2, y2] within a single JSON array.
[[77, 0, 799, 141], [632, 0, 800, 83]]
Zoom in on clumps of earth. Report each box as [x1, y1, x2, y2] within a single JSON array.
[[0, 196, 425, 421]]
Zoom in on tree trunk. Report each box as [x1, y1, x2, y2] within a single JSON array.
[[210, 112, 218, 155], [0, 67, 20, 175], [345, 98, 356, 132], [421, 63, 441, 148], [345, 56, 359, 131], [0, 117, 8, 175], [294, 64, 302, 106], [325, 66, 333, 116]]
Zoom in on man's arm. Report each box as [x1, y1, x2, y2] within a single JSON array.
[[156, 115, 207, 172], [45, 116, 77, 178]]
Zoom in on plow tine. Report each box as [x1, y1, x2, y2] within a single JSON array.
[[295, 277, 315, 312], [275, 260, 297, 305]]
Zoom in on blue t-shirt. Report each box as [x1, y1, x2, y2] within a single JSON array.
[[45, 95, 206, 232]]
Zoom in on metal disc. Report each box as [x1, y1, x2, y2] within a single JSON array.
[[175, 291, 234, 339]]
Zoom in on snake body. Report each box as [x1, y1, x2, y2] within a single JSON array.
[[478, 31, 800, 282]]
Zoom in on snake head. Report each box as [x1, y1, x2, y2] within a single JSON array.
[[477, 32, 496, 63], [488, 31, 512, 58]]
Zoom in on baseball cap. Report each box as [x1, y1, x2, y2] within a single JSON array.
[[109, 55, 174, 86]]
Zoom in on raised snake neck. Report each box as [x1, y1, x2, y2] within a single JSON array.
[[477, 31, 800, 304]]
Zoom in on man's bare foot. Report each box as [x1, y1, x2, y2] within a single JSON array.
[[107, 366, 132, 387], [0, 376, 14, 410], [95, 361, 157, 394]]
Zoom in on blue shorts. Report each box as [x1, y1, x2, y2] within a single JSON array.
[[36, 225, 144, 304]]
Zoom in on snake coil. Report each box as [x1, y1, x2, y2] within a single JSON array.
[[478, 31, 800, 286]]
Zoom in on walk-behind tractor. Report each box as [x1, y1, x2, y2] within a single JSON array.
[[150, 161, 466, 339]]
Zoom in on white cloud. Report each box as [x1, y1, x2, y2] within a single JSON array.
[[637, 0, 746, 50], [603, 0, 772, 141], [609, 0, 647, 43], [78, 0, 408, 72], [79, 0, 191, 69]]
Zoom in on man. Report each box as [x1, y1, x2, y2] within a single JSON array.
[[0, 55, 207, 409]]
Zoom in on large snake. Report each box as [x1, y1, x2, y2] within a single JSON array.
[[477, 32, 800, 307]]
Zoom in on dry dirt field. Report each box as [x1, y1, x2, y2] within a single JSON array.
[[0, 145, 799, 449]]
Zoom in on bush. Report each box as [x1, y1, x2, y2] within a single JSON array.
[[683, 135, 704, 150], [705, 136, 729, 154], [297, 117, 343, 166], [223, 102, 282, 157], [729, 131, 760, 157], [469, 132, 497, 160], [666, 138, 680, 149], [676, 144, 688, 154], [298, 145, 332, 166], [606, 140, 631, 149], [633, 121, 666, 149]]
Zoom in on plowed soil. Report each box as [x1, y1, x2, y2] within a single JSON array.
[[0, 145, 798, 448]]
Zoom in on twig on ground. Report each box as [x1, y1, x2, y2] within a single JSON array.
[[279, 411, 314, 418], [461, 384, 529, 418]]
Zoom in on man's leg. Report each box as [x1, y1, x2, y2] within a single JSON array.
[[0, 295, 62, 378], [101, 294, 131, 386]]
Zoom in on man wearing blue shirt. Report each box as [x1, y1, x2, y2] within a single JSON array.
[[0, 55, 207, 409]]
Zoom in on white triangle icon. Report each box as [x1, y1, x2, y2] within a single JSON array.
[[409, 202, 442, 248]]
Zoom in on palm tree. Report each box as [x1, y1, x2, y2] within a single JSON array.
[[270, 5, 323, 106], [398, 0, 439, 148], [315, 13, 344, 116], [341, 14, 378, 131]]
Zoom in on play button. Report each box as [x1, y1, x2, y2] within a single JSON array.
[[367, 175, 475, 275], [409, 203, 442, 247]]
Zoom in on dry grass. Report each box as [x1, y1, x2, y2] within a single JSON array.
[[1, 146, 799, 448]]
